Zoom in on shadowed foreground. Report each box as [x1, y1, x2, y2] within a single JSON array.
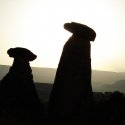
[[36, 83, 125, 125]]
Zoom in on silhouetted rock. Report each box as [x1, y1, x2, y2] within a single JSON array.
[[0, 47, 44, 125], [47, 22, 96, 125], [64, 22, 96, 41]]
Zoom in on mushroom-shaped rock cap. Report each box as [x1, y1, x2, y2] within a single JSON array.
[[7, 47, 37, 61], [64, 22, 96, 41]]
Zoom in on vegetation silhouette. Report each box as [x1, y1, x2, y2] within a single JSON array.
[[92, 91, 125, 125], [0, 47, 44, 125], [47, 22, 96, 125]]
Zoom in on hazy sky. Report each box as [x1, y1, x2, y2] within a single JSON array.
[[1, 0, 125, 72]]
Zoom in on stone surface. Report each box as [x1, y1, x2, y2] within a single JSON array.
[[0, 47, 44, 125], [47, 22, 96, 125]]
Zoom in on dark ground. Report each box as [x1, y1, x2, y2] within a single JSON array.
[[0, 81, 125, 125]]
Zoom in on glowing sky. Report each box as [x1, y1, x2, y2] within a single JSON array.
[[1, 0, 125, 72]]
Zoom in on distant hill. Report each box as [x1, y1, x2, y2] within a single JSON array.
[[0, 65, 10, 80], [99, 80, 125, 93], [0, 65, 56, 83], [92, 70, 125, 85], [1, 64, 125, 92], [92, 70, 125, 92], [32, 67, 56, 83]]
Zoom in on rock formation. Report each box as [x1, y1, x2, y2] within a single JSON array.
[[0, 47, 44, 125], [47, 22, 96, 125]]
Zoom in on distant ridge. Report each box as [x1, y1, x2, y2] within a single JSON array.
[[0, 65, 56, 83], [100, 80, 125, 93], [32, 66, 56, 83], [0, 65, 10, 80], [1, 64, 125, 92]]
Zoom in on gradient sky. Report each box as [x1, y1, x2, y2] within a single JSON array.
[[1, 0, 125, 72]]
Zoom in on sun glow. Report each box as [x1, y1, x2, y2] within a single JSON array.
[[1, 0, 125, 72]]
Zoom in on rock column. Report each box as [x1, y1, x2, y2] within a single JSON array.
[[47, 22, 96, 125]]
